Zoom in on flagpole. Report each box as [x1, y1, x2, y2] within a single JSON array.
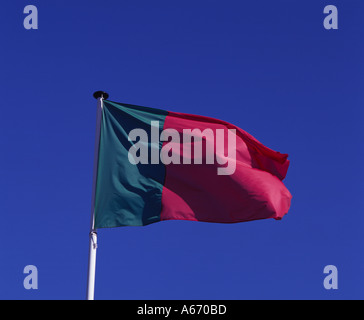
[[86, 91, 109, 300]]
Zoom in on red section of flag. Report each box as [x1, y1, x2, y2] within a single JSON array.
[[160, 111, 292, 224]]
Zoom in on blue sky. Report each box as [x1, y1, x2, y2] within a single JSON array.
[[0, 0, 363, 299]]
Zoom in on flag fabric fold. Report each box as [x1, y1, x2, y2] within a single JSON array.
[[94, 100, 292, 228]]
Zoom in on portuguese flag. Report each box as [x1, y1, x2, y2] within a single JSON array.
[[94, 100, 292, 228]]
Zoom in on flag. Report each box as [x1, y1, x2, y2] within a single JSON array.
[[94, 100, 292, 228]]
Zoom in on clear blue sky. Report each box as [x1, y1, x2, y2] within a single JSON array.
[[1, 0, 363, 300]]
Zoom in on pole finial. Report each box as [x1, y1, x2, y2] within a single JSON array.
[[93, 91, 109, 100]]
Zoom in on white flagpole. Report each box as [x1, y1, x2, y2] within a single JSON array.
[[86, 91, 109, 300]]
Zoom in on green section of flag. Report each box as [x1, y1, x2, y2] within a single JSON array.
[[94, 100, 168, 228]]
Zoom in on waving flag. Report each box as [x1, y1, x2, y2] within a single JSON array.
[[93, 100, 292, 228]]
